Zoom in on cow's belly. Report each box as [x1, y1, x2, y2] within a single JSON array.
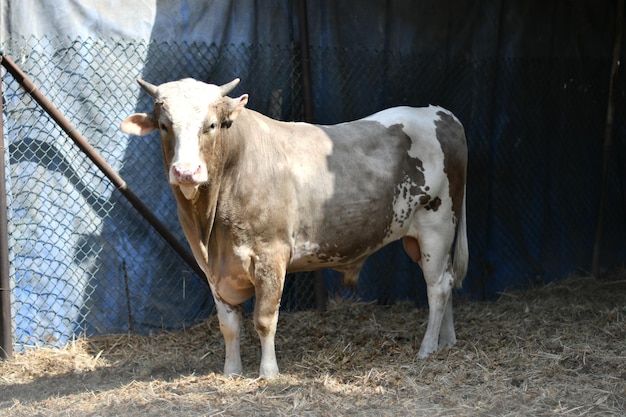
[[288, 213, 407, 271]]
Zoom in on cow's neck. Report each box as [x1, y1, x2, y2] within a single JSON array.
[[220, 109, 290, 175], [220, 109, 255, 165], [180, 109, 290, 264], [174, 167, 223, 271]]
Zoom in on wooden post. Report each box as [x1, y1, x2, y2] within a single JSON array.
[[592, 0, 624, 276]]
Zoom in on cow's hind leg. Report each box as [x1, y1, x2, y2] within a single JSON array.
[[438, 291, 456, 349], [419, 259, 456, 357], [410, 229, 457, 358]]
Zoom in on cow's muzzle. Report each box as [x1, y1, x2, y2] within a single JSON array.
[[170, 162, 206, 200], [172, 163, 203, 184]]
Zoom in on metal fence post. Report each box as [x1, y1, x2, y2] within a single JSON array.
[[592, 0, 624, 276], [0, 52, 14, 359], [297, 0, 314, 122]]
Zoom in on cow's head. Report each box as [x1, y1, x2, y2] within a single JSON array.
[[121, 78, 248, 200]]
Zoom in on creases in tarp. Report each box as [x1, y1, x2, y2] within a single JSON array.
[[1, 0, 625, 348]]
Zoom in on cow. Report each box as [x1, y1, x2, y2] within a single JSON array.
[[120, 77, 468, 378]]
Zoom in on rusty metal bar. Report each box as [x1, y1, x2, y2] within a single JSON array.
[[0, 53, 206, 283], [592, 0, 624, 276], [0, 53, 14, 359]]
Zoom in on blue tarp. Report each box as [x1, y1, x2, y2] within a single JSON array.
[[2, 0, 625, 348]]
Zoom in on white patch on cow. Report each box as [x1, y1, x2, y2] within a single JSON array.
[[297, 240, 321, 254], [290, 241, 321, 265], [158, 79, 222, 185], [392, 175, 422, 230], [364, 106, 454, 240], [232, 243, 253, 265]]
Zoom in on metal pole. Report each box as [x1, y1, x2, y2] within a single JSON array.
[[297, 0, 314, 122], [592, 0, 624, 276], [0, 53, 14, 359], [0, 53, 206, 281]]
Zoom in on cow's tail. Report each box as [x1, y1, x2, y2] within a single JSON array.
[[452, 186, 469, 287]]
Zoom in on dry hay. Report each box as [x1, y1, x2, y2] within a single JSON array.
[[1, 273, 625, 416]]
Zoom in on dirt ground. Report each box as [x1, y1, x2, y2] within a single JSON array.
[[1, 273, 625, 416]]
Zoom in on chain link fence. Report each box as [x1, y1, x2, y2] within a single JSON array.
[[2, 34, 622, 349], [1, 36, 316, 348]]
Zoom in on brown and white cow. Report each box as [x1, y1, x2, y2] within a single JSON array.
[[121, 78, 468, 378]]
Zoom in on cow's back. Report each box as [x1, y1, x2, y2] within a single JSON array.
[[285, 105, 466, 270]]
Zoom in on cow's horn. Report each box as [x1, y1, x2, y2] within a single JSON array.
[[219, 78, 240, 96], [137, 78, 158, 98]]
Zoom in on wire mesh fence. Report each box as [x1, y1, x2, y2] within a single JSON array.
[[1, 36, 316, 349], [1, 33, 622, 350]]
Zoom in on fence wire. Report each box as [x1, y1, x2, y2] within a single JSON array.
[[1, 36, 315, 348], [1, 34, 621, 349]]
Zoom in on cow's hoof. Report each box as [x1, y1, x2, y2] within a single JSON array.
[[259, 365, 279, 379], [417, 344, 437, 358], [438, 336, 457, 349], [224, 363, 243, 378]]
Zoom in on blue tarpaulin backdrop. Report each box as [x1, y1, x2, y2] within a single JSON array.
[[1, 0, 625, 348]]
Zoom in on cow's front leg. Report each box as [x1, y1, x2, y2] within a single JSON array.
[[253, 259, 286, 378], [213, 294, 243, 376], [255, 305, 280, 378]]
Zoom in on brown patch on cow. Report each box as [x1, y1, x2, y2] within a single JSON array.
[[425, 196, 442, 211], [418, 193, 442, 211], [388, 123, 427, 229], [315, 121, 426, 263], [434, 111, 467, 220], [402, 236, 421, 263]]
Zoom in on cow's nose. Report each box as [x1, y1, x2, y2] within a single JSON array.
[[172, 164, 202, 183]]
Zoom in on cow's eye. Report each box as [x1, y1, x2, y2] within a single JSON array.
[[159, 123, 169, 132], [203, 123, 217, 134]]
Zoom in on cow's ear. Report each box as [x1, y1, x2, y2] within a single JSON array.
[[120, 113, 158, 136], [228, 94, 248, 121]]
